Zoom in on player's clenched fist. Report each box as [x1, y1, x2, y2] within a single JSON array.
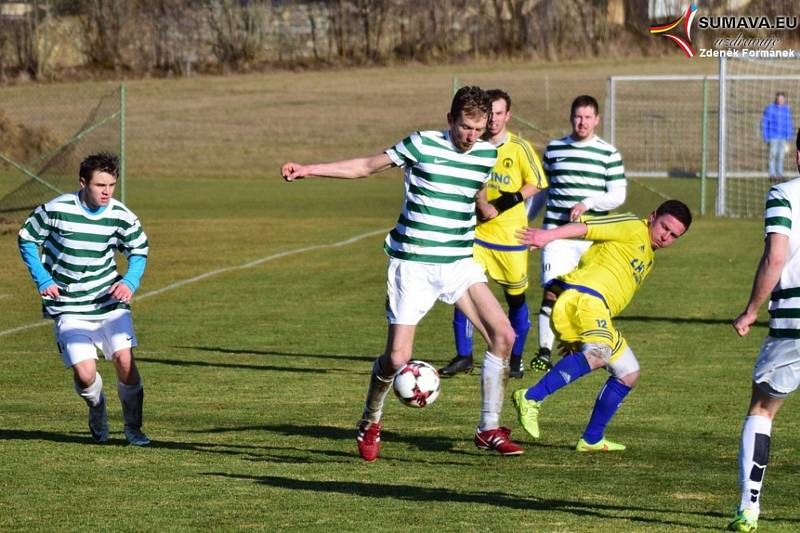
[[281, 162, 306, 182]]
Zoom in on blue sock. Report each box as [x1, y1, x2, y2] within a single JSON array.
[[582, 378, 632, 444], [525, 352, 591, 401], [508, 301, 530, 357], [453, 308, 473, 357]]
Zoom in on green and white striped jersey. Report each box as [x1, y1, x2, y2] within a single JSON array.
[[384, 130, 497, 263], [765, 180, 800, 338], [18, 192, 148, 319], [542, 134, 626, 229]]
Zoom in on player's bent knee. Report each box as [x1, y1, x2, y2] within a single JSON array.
[[583, 342, 612, 362], [489, 324, 515, 357], [71, 360, 97, 388], [618, 371, 639, 387]]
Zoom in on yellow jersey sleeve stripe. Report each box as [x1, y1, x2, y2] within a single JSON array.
[[510, 138, 547, 189], [584, 213, 640, 225]]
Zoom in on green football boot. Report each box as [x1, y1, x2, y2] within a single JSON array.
[[727, 508, 758, 532], [511, 389, 541, 439], [575, 437, 626, 452]]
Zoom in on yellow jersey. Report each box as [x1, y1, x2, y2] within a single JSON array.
[[559, 213, 654, 316], [476, 132, 547, 247]]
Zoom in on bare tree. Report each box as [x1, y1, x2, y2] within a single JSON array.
[[10, 0, 56, 79], [207, 0, 269, 68], [79, 0, 131, 71]]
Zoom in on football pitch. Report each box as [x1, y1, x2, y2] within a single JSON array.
[[1, 59, 799, 531]]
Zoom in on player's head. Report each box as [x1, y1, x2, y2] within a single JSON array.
[[648, 199, 692, 250], [79, 152, 119, 209], [448, 86, 491, 152], [776, 91, 787, 105], [570, 95, 600, 141], [485, 89, 512, 140]]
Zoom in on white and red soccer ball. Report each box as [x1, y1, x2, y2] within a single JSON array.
[[393, 360, 440, 408]]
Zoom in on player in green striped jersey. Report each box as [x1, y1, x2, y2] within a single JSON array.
[[18, 153, 150, 446], [728, 130, 800, 532], [281, 86, 524, 461], [532, 95, 627, 372]]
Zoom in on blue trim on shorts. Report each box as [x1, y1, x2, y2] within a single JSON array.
[[546, 279, 609, 308], [474, 238, 528, 252]]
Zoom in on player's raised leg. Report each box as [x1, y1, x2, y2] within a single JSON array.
[[576, 345, 638, 452], [456, 282, 523, 455]]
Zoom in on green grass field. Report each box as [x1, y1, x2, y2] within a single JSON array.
[[1, 59, 798, 531]]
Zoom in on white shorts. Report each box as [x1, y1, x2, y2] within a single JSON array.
[[385, 257, 487, 325], [753, 336, 800, 398], [54, 309, 137, 368], [606, 346, 640, 379], [540, 238, 593, 286]]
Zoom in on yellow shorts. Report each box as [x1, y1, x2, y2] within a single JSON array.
[[473, 242, 528, 296], [551, 289, 628, 361]]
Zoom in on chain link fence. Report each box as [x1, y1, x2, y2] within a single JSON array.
[[0, 82, 123, 228]]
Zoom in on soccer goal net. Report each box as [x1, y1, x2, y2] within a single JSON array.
[[607, 57, 800, 217], [0, 84, 125, 227], [720, 57, 800, 217]]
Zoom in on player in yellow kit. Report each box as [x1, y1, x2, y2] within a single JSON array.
[[511, 200, 692, 451], [440, 89, 547, 379]]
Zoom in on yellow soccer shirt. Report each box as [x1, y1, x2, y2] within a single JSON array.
[[560, 213, 654, 317], [476, 132, 547, 246]]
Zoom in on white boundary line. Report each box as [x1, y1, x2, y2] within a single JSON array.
[[0, 228, 387, 339]]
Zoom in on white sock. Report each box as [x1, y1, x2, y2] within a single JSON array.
[[738, 415, 772, 515], [538, 309, 554, 351], [363, 358, 394, 423], [478, 351, 507, 432], [75, 372, 104, 407]]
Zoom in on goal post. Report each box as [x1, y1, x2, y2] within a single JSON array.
[[719, 57, 800, 217], [607, 57, 800, 217]]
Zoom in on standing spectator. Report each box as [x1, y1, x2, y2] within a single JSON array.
[[761, 91, 794, 182]]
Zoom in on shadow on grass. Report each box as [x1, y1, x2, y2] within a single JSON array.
[[0, 428, 120, 446], [188, 423, 455, 452], [136, 357, 349, 374], [184, 423, 565, 458], [0, 427, 360, 463], [175, 346, 376, 363], [616, 315, 768, 327], [202, 472, 744, 528]]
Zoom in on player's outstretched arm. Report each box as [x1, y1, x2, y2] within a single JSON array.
[[281, 153, 394, 182], [516, 222, 588, 249], [733, 232, 788, 337]]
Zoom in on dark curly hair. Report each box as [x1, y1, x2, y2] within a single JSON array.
[[450, 86, 491, 120], [79, 152, 119, 182]]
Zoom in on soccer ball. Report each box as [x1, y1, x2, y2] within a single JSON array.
[[393, 360, 440, 408]]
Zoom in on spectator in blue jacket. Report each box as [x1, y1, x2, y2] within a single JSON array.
[[761, 91, 794, 182]]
